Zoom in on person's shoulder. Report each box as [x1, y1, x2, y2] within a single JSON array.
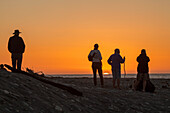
[[97, 50, 101, 53], [18, 36, 23, 39], [92, 50, 99, 53], [89, 50, 94, 54], [10, 36, 14, 39], [90, 50, 94, 52], [110, 54, 114, 57], [118, 54, 121, 57], [137, 54, 142, 58], [146, 55, 150, 59], [18, 37, 24, 42], [119, 54, 123, 57], [9, 36, 15, 41]]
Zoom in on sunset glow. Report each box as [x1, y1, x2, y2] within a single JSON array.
[[0, 0, 170, 74], [103, 73, 110, 75]]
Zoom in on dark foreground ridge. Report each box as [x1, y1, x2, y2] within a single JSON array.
[[0, 67, 170, 113], [0, 68, 84, 113], [4, 64, 83, 96]]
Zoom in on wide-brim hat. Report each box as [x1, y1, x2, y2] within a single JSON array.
[[13, 29, 21, 34]]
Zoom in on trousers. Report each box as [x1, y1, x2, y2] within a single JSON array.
[[11, 53, 23, 70], [92, 62, 104, 86]]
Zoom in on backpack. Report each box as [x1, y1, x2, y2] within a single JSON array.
[[88, 52, 96, 61], [136, 80, 155, 93]]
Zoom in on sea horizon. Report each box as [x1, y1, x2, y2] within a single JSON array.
[[46, 73, 170, 79]]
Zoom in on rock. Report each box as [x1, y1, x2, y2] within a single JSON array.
[[29, 106, 34, 110], [12, 83, 19, 87], [71, 99, 75, 102], [112, 105, 120, 111], [55, 105, 63, 112], [5, 108, 11, 112], [3, 90, 10, 94]]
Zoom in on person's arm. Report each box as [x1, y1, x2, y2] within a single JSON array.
[[21, 38, 25, 53], [107, 55, 112, 65], [147, 56, 150, 62], [137, 56, 140, 63], [8, 37, 12, 53], [120, 55, 125, 63]]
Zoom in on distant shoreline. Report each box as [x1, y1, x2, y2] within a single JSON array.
[[46, 73, 170, 79], [47, 73, 170, 75]]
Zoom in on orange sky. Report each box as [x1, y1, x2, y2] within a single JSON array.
[[0, 0, 170, 74]]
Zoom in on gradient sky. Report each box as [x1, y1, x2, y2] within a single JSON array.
[[0, 0, 170, 74]]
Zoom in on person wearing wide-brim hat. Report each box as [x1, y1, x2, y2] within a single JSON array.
[[8, 29, 25, 70], [13, 29, 21, 34]]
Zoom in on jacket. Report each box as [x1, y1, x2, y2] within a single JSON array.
[[8, 36, 25, 53], [137, 54, 150, 73], [107, 53, 125, 71]]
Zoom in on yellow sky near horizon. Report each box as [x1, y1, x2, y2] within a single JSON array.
[[0, 0, 170, 74]]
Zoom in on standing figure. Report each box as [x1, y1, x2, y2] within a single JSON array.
[[88, 44, 104, 87], [136, 49, 150, 92], [108, 49, 125, 89], [8, 30, 25, 70]]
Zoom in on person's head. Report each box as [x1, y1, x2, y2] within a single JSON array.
[[94, 44, 99, 50], [114, 48, 120, 54], [141, 49, 146, 55], [13, 29, 21, 36]]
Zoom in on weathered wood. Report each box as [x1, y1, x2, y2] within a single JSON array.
[[4, 64, 83, 96]]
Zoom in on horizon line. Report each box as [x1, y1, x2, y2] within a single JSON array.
[[47, 73, 170, 75]]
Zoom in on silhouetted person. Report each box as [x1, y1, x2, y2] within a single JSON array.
[[8, 30, 25, 70], [136, 49, 150, 92], [108, 49, 125, 89], [88, 44, 104, 87]]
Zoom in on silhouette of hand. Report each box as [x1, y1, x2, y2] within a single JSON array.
[[123, 56, 125, 60]]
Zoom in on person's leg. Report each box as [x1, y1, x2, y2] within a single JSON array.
[[134, 81, 139, 90], [113, 79, 116, 88], [112, 70, 116, 88], [92, 63, 97, 86], [142, 73, 149, 92], [17, 54, 22, 70], [116, 70, 121, 89], [11, 54, 16, 69], [142, 80, 147, 92], [117, 79, 120, 89], [134, 73, 142, 91], [132, 80, 137, 90], [98, 63, 104, 87]]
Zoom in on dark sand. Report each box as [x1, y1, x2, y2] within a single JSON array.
[[0, 69, 170, 113]]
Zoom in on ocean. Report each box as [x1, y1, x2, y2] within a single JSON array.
[[47, 74, 170, 79]]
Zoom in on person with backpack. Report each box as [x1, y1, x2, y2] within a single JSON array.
[[135, 49, 150, 92], [88, 44, 103, 87], [107, 49, 125, 89]]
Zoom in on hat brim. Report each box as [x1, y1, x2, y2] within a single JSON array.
[[13, 32, 21, 34]]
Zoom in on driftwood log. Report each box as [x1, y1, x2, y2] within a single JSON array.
[[4, 64, 83, 96]]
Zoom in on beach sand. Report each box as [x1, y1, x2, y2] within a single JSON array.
[[0, 69, 170, 113]]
